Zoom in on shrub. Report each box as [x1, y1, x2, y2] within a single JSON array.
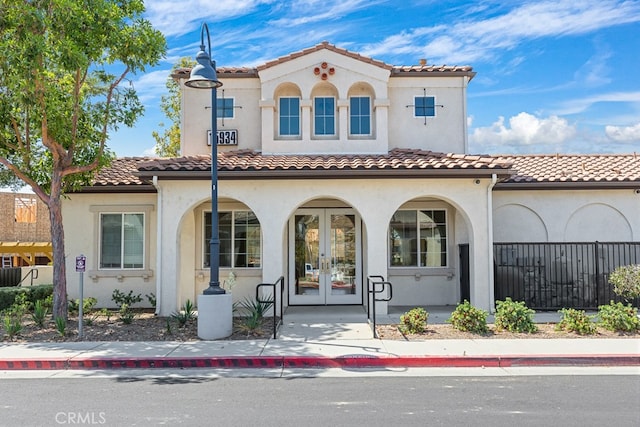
[[68, 297, 97, 315], [494, 298, 537, 333], [399, 307, 429, 334], [447, 300, 488, 334], [556, 308, 597, 335], [238, 297, 273, 319], [3, 313, 22, 338], [119, 304, 135, 324], [0, 284, 53, 312], [598, 301, 640, 332], [608, 264, 640, 301], [111, 289, 143, 308], [55, 316, 67, 337], [31, 299, 49, 328], [171, 299, 196, 327], [146, 293, 157, 309], [112, 290, 143, 324]]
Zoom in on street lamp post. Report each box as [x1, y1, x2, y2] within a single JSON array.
[[185, 23, 224, 295], [186, 23, 232, 340]]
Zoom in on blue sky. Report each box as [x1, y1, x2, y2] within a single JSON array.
[[111, 0, 640, 157]]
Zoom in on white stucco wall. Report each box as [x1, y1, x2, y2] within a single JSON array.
[[387, 76, 469, 154], [61, 193, 158, 309], [150, 175, 492, 315], [178, 49, 470, 158], [493, 189, 639, 242]]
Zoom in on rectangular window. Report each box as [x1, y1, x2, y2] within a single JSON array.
[[279, 97, 300, 136], [314, 97, 335, 136], [389, 209, 447, 267], [349, 97, 371, 135], [216, 98, 234, 118], [204, 211, 261, 268], [414, 96, 436, 117], [100, 213, 144, 269]]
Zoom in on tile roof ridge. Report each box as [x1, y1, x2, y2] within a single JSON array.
[[256, 41, 393, 71]]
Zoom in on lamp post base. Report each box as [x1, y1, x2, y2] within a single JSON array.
[[197, 293, 233, 340]]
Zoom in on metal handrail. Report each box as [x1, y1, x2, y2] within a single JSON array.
[[367, 275, 393, 339], [256, 276, 284, 339], [17, 268, 39, 287]]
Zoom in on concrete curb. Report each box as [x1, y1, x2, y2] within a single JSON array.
[[1, 354, 638, 370]]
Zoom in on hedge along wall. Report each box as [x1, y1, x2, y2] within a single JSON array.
[[0, 284, 54, 311]]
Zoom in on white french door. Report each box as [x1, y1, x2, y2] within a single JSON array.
[[289, 209, 361, 305]]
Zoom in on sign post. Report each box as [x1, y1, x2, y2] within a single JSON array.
[[75, 255, 86, 339]]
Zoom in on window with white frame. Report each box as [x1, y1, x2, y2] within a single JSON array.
[[279, 97, 300, 136], [100, 213, 144, 269], [314, 96, 335, 136], [389, 209, 447, 267], [349, 96, 371, 135], [414, 96, 436, 118], [216, 97, 234, 119], [204, 211, 261, 268]]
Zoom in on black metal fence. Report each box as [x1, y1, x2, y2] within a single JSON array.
[[494, 242, 640, 310]]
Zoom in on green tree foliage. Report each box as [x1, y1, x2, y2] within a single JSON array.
[[152, 57, 195, 157], [0, 0, 166, 320]]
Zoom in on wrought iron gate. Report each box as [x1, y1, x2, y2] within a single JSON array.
[[493, 242, 639, 310]]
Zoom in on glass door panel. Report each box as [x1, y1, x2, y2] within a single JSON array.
[[290, 209, 361, 305], [328, 214, 356, 299]]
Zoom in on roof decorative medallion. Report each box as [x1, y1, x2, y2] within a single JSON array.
[[313, 62, 335, 80]]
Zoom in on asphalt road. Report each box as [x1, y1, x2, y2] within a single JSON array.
[[1, 375, 638, 426]]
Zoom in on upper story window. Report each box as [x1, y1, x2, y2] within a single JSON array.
[[414, 96, 436, 118], [389, 209, 447, 268], [349, 96, 371, 136], [100, 213, 144, 269], [217, 98, 234, 119], [314, 97, 335, 136], [279, 97, 300, 136]]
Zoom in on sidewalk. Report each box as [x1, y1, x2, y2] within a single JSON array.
[[1, 306, 638, 370]]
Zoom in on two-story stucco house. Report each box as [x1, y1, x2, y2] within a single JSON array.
[[62, 42, 640, 316]]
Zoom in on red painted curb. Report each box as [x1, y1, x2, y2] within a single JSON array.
[[2, 354, 638, 370], [0, 358, 69, 370]]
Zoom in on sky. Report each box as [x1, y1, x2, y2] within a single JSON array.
[[109, 0, 640, 157]]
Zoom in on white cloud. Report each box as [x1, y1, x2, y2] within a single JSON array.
[[144, 0, 276, 37], [364, 0, 640, 64], [605, 122, 640, 142], [470, 112, 577, 150], [553, 91, 640, 115], [130, 69, 172, 103]]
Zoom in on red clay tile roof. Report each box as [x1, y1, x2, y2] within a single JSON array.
[[494, 153, 640, 188], [256, 41, 393, 72], [172, 42, 475, 80], [84, 151, 640, 191], [134, 149, 512, 179], [88, 157, 156, 191]]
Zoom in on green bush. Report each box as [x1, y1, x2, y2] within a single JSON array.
[[399, 307, 429, 334], [171, 299, 196, 327], [556, 308, 597, 335], [447, 300, 488, 333], [494, 298, 537, 333], [608, 264, 640, 301], [112, 290, 143, 324], [0, 284, 53, 312], [598, 301, 640, 332]]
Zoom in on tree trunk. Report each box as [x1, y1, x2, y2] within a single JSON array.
[[49, 173, 67, 321]]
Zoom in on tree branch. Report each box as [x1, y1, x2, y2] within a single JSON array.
[[0, 157, 50, 205]]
